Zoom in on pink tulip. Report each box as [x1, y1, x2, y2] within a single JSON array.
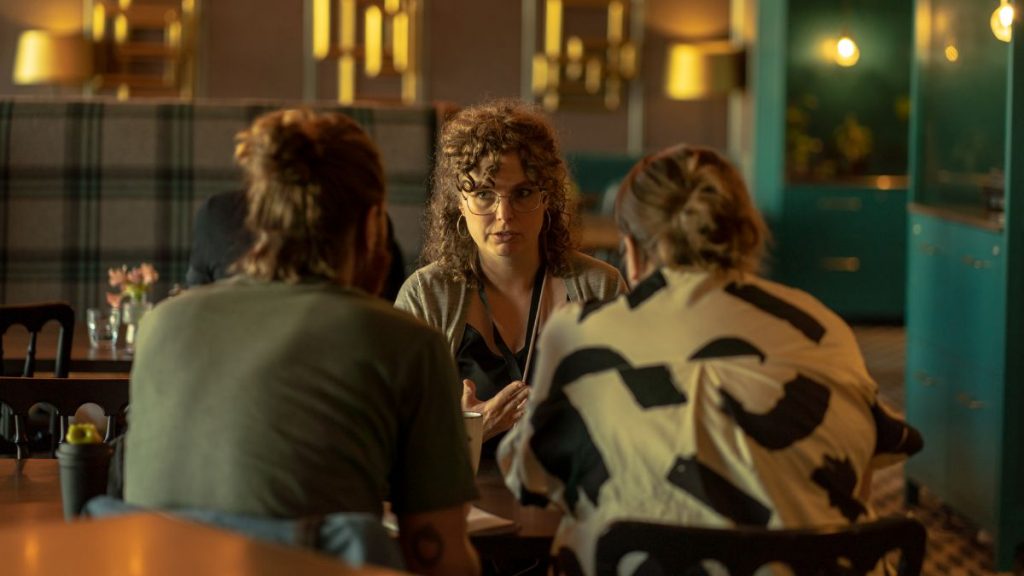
[[108, 268, 126, 288], [140, 263, 159, 285], [106, 292, 123, 308]]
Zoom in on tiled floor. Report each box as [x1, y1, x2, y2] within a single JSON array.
[[853, 325, 1014, 576]]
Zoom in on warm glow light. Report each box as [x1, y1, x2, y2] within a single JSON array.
[[1001, 3, 1015, 25], [566, 36, 583, 80], [665, 41, 743, 100], [340, 0, 356, 50], [547, 55, 560, 90], [607, 1, 624, 44], [312, 0, 330, 59], [944, 43, 959, 61], [23, 534, 39, 570], [92, 4, 107, 41], [385, 0, 400, 15], [401, 73, 416, 104], [166, 20, 181, 48], [604, 76, 621, 109], [364, 5, 383, 77], [545, 0, 562, 59], [584, 56, 602, 93], [543, 91, 559, 111], [835, 35, 860, 67], [339, 0, 356, 103], [13, 30, 94, 85], [115, 14, 129, 45], [620, 42, 636, 77], [339, 56, 355, 103], [532, 54, 548, 94], [992, 0, 1014, 42], [119, 0, 133, 9], [393, 11, 409, 72]]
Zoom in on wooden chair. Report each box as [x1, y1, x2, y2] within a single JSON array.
[[0, 302, 77, 455], [583, 515, 926, 576], [0, 302, 75, 378], [0, 376, 129, 459]]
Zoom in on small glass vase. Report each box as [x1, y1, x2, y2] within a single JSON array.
[[121, 297, 153, 351]]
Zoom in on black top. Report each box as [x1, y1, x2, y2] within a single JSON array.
[[185, 190, 407, 301], [455, 324, 529, 402], [185, 190, 250, 288], [455, 266, 546, 456]]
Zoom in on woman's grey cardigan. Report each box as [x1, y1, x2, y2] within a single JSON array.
[[394, 251, 627, 356]]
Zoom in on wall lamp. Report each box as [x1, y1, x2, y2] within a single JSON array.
[[13, 30, 94, 88], [528, 0, 640, 111], [85, 0, 199, 99], [991, 0, 1014, 42], [664, 41, 745, 100], [308, 0, 421, 104]]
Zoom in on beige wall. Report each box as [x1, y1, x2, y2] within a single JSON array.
[[0, 0, 731, 154]]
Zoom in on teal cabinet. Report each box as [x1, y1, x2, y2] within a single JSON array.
[[909, 215, 1005, 530], [905, 211, 1017, 567], [779, 186, 907, 319]]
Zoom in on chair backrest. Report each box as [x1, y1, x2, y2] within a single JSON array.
[[0, 376, 129, 459], [589, 516, 926, 576], [0, 302, 75, 378]]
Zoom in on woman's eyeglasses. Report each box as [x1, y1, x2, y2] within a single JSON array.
[[461, 187, 545, 215]]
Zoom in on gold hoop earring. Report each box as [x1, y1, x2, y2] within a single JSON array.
[[457, 214, 470, 238]]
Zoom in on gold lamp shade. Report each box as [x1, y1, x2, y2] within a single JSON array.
[[665, 41, 745, 100], [13, 30, 94, 86]]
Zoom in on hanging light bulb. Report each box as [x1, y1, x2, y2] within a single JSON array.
[[992, 0, 1014, 42], [945, 42, 960, 62], [835, 35, 860, 67]]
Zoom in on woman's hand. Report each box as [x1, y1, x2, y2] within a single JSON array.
[[461, 379, 530, 442]]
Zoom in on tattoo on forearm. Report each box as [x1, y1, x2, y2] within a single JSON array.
[[410, 524, 444, 568]]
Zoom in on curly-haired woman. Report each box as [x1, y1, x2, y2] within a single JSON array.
[[395, 99, 626, 447]]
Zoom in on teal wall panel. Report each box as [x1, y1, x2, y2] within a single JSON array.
[[905, 0, 1022, 566]]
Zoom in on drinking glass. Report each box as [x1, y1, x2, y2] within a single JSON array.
[[86, 307, 120, 350]]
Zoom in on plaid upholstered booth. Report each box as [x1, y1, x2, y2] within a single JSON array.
[[0, 98, 449, 314]]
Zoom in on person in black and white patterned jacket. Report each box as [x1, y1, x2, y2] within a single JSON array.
[[498, 144, 922, 575]]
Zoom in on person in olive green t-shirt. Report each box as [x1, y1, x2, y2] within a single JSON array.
[[125, 109, 480, 576]]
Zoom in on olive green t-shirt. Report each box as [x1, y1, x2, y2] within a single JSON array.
[[125, 276, 478, 517]]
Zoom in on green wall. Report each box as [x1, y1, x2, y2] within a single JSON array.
[[785, 0, 912, 180]]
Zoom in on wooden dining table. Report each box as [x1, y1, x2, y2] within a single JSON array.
[[0, 509, 408, 576], [0, 456, 562, 568], [2, 323, 133, 375]]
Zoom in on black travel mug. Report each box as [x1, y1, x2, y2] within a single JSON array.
[[56, 440, 113, 520]]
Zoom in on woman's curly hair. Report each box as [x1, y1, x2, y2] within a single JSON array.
[[234, 108, 385, 282], [421, 99, 575, 283], [615, 144, 769, 275]]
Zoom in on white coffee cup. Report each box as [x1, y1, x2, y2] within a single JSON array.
[[463, 411, 483, 475]]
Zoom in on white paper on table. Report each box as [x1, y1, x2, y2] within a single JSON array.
[[466, 505, 517, 534], [382, 505, 516, 536]]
